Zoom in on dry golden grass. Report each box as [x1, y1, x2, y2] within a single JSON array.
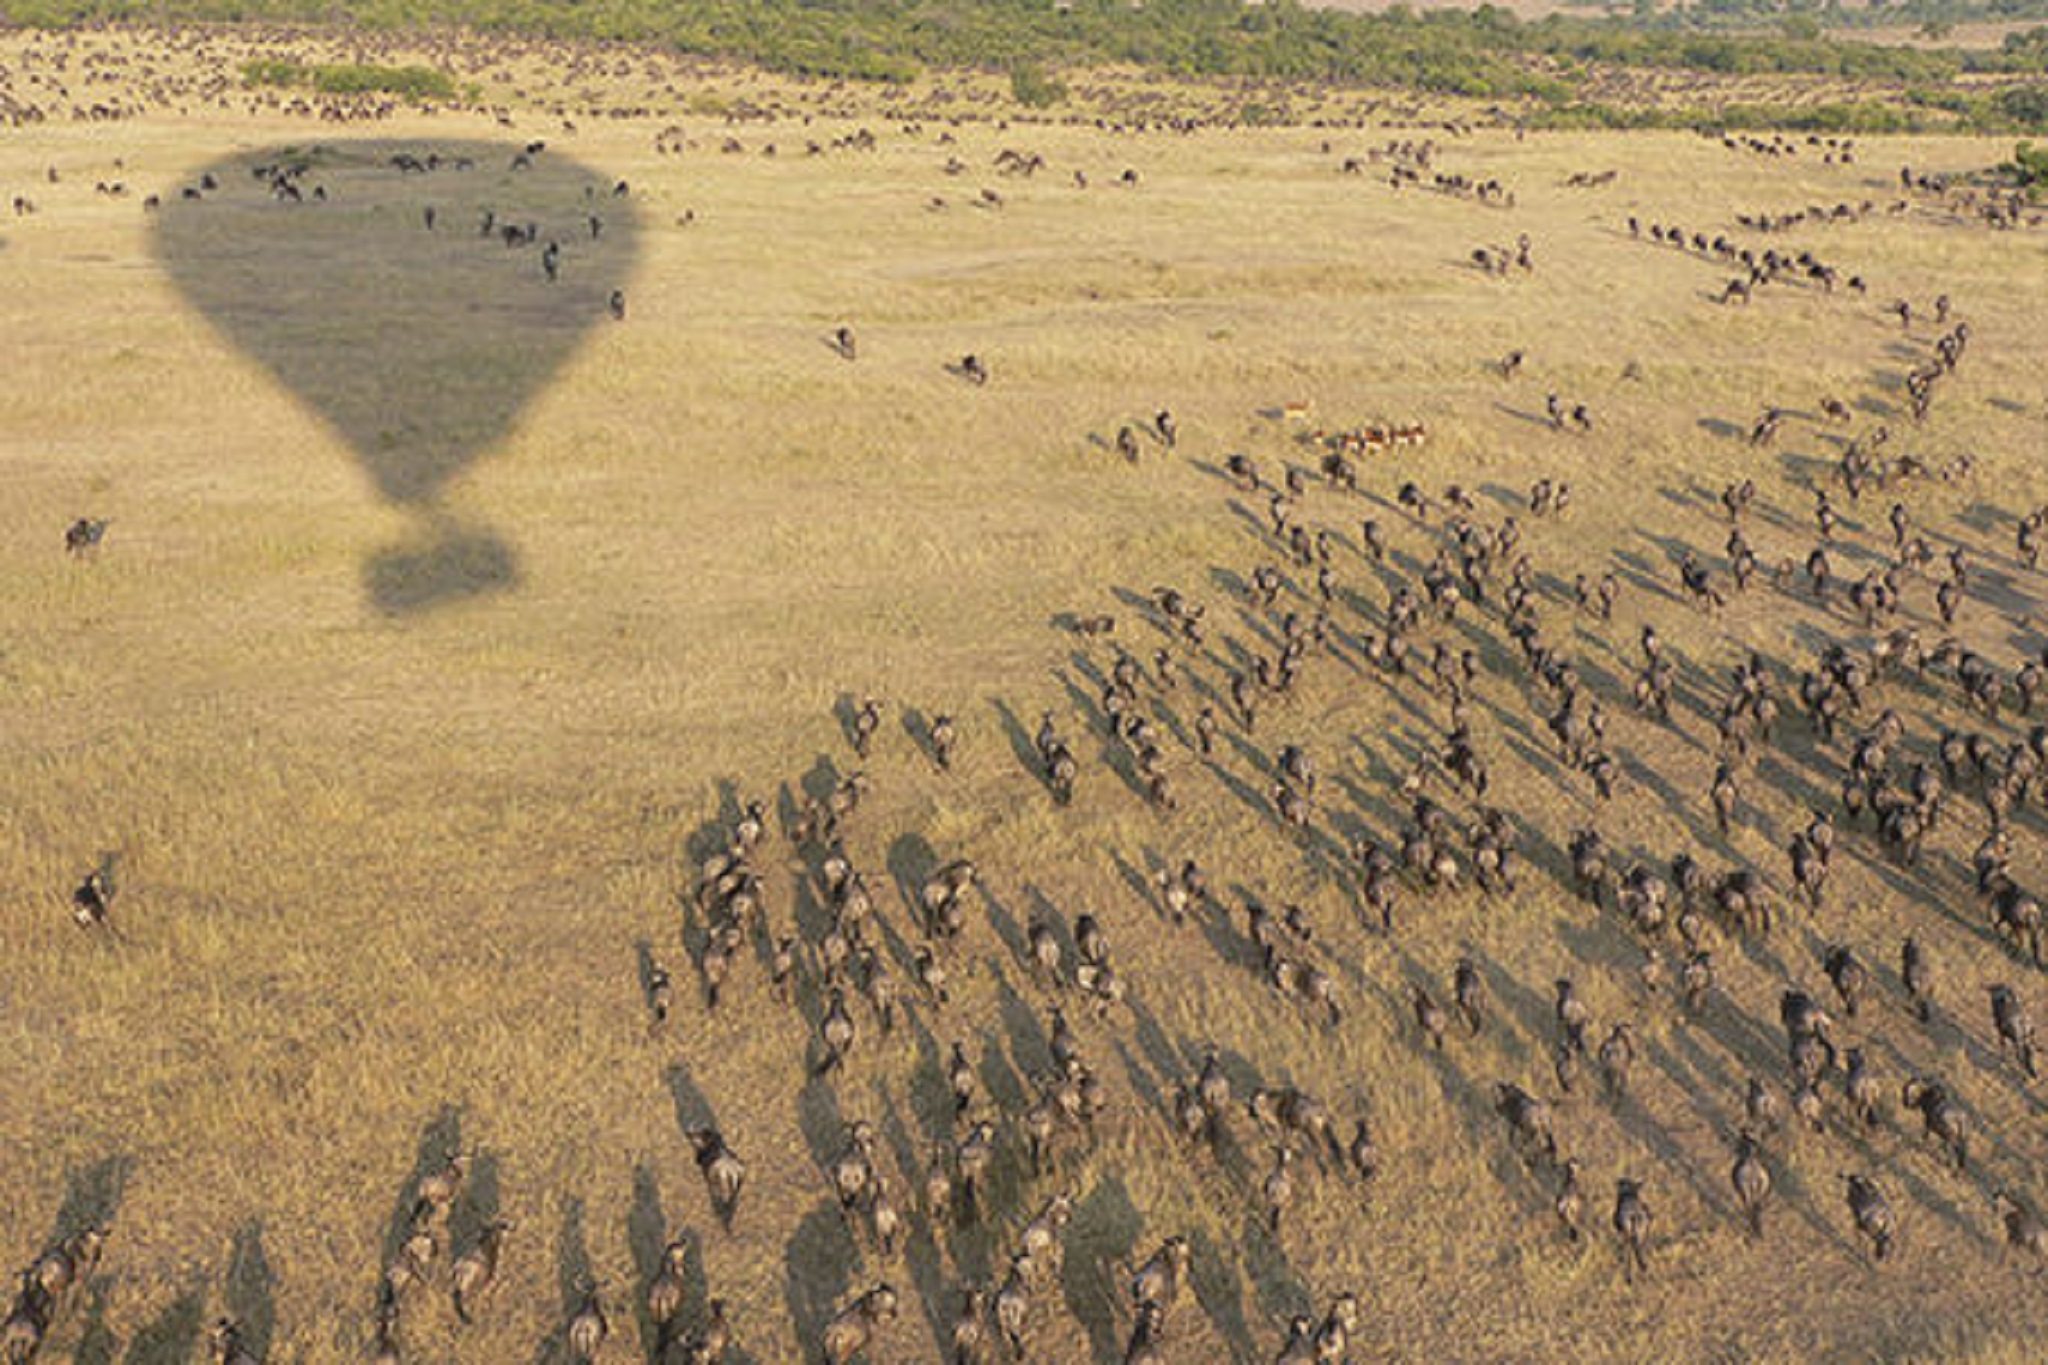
[[4, 26, 2048, 1365]]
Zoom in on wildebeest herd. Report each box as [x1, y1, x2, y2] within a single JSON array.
[[11, 20, 2048, 1365], [500, 251, 2048, 1356]]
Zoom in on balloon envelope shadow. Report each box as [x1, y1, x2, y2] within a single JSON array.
[[153, 138, 638, 613]]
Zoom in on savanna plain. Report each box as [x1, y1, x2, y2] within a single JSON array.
[[4, 23, 2048, 1365]]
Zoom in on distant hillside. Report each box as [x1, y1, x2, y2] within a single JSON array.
[[1301, 0, 2048, 34], [4, 0, 2046, 126]]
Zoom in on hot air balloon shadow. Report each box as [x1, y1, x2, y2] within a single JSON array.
[[153, 139, 638, 614]]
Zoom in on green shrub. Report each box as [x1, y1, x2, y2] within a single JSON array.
[[1009, 62, 1068, 108], [2008, 138, 2048, 195], [1999, 83, 2048, 125], [239, 57, 456, 102]]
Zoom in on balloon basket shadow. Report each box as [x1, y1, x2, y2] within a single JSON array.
[[365, 520, 519, 615]]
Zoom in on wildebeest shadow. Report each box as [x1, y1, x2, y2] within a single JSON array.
[[1063, 1170, 1146, 1362], [382, 1104, 463, 1266], [74, 1281, 118, 1365], [782, 1201, 858, 1353], [449, 1148, 504, 1259], [1491, 401, 1554, 429], [1186, 1224, 1259, 1359], [120, 1278, 204, 1365], [530, 1196, 594, 1365], [225, 1221, 278, 1360], [152, 139, 638, 615], [627, 1164, 685, 1359], [47, 1154, 132, 1245]]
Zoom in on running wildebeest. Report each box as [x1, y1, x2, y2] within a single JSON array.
[[566, 1280, 609, 1362], [1494, 1082, 1558, 1165], [1994, 1191, 2047, 1263], [64, 517, 109, 556], [450, 1219, 512, 1323], [1989, 984, 2039, 1079], [687, 1127, 747, 1230], [1554, 1157, 1584, 1243], [70, 855, 119, 933], [821, 1283, 897, 1364], [1843, 1173, 1896, 1262], [1900, 1078, 1968, 1171], [207, 1318, 261, 1365], [1613, 1178, 1652, 1283], [1731, 1130, 1771, 1238]]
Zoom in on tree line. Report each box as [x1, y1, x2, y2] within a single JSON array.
[[6, 0, 2046, 130]]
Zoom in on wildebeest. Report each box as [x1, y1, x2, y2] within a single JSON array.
[[1843, 1173, 1896, 1262], [821, 1283, 898, 1364], [566, 1281, 609, 1362], [1899, 937, 1934, 1021], [64, 517, 109, 555], [1494, 1082, 1558, 1165], [1900, 1077, 1968, 1171], [450, 1219, 512, 1323], [687, 1127, 747, 1229], [1553, 1157, 1584, 1242], [993, 1252, 1033, 1359], [207, 1318, 261, 1365], [1262, 1144, 1296, 1233], [70, 855, 118, 933], [816, 986, 857, 1073], [1125, 1234, 1191, 1324], [1989, 984, 2039, 1078], [1612, 1178, 1652, 1283], [1994, 1191, 2046, 1263], [1731, 1131, 1771, 1238]]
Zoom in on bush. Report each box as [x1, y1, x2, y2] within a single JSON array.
[[1999, 83, 2048, 125], [2009, 139, 2048, 194], [1009, 62, 1068, 108], [240, 58, 456, 102]]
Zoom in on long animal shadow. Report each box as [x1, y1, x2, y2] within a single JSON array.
[[47, 1155, 132, 1245], [382, 1105, 463, 1266], [224, 1222, 277, 1359], [73, 1281, 118, 1365], [991, 697, 1053, 796], [1186, 1224, 1259, 1359], [118, 1278, 204, 1365], [528, 1195, 593, 1365], [449, 1149, 505, 1264], [626, 1164, 675, 1360], [152, 139, 639, 614], [1063, 1170, 1146, 1363], [872, 1085, 956, 1360], [781, 1201, 858, 1356]]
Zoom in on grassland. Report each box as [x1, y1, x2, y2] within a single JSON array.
[[4, 25, 2048, 1364]]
